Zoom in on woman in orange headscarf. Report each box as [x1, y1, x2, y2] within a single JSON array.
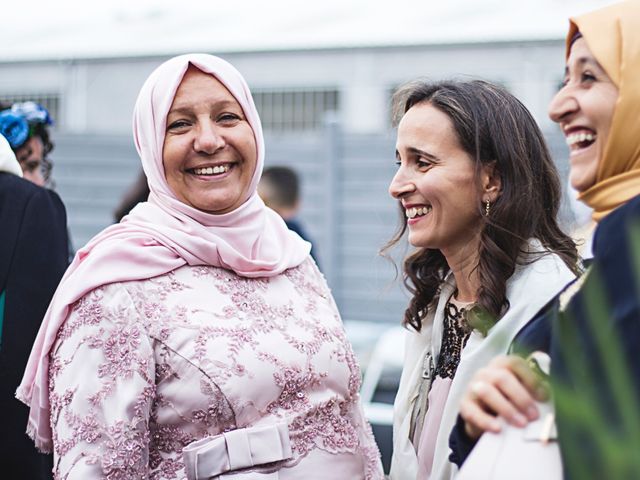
[[452, 1, 640, 478]]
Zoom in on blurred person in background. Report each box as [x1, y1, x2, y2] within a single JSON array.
[[453, 2, 640, 479], [113, 168, 150, 222], [384, 79, 579, 479], [259, 165, 320, 266], [17, 54, 383, 479], [0, 101, 74, 261], [0, 101, 55, 187], [0, 134, 68, 478]]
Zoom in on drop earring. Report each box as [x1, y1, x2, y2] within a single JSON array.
[[484, 199, 491, 217]]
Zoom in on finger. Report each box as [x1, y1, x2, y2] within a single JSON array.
[[460, 397, 502, 440], [469, 379, 530, 427], [493, 356, 548, 401], [485, 368, 540, 421]]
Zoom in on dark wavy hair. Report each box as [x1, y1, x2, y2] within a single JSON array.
[[383, 79, 580, 332]]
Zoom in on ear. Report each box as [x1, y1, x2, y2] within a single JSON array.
[[480, 161, 501, 203]]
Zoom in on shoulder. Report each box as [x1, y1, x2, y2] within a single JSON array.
[[0, 173, 66, 219], [0, 172, 40, 204], [593, 194, 640, 255], [513, 241, 576, 285]]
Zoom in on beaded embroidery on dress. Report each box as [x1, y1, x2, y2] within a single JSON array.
[[48, 259, 383, 479]]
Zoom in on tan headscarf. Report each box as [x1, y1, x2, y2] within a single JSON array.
[[568, 0, 640, 221]]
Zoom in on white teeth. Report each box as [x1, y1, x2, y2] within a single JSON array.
[[566, 132, 596, 147], [193, 165, 229, 175], [405, 206, 432, 219]]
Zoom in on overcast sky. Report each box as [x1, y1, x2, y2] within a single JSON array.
[[0, 0, 619, 61]]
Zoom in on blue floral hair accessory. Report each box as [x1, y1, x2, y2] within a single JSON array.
[[0, 110, 30, 149], [11, 101, 53, 126]]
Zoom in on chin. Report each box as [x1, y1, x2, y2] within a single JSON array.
[[408, 234, 434, 249], [569, 173, 597, 194]]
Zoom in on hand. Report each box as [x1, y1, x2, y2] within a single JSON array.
[[459, 355, 549, 440]]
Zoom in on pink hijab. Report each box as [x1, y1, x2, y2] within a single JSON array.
[[16, 53, 310, 452]]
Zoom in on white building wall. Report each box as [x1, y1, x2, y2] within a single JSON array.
[[0, 39, 568, 135]]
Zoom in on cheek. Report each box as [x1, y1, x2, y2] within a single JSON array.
[[161, 140, 182, 177], [241, 136, 259, 176], [416, 170, 476, 202]]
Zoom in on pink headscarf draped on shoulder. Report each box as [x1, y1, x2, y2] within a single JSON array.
[[16, 54, 311, 452]]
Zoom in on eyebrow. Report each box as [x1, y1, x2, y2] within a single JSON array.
[[408, 147, 440, 161], [167, 100, 240, 116], [564, 56, 604, 76]]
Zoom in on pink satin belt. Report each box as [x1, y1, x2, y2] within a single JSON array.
[[183, 423, 293, 480]]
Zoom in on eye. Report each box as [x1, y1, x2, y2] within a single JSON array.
[[22, 160, 41, 172], [167, 119, 190, 131], [416, 158, 433, 169], [218, 112, 241, 123], [581, 71, 596, 83]]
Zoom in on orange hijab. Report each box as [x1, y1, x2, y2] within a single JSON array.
[[568, 0, 640, 221]]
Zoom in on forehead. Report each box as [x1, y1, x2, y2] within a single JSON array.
[[397, 103, 457, 144], [566, 37, 599, 68], [171, 66, 238, 106]]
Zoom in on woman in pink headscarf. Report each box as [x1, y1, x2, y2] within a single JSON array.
[[16, 54, 383, 480]]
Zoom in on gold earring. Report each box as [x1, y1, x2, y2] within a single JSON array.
[[484, 199, 491, 217]]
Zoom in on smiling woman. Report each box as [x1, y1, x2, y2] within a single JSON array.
[[549, 37, 618, 194], [17, 54, 384, 480], [163, 67, 258, 214], [452, 2, 640, 478], [384, 80, 580, 480]]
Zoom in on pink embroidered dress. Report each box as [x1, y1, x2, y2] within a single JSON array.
[[48, 259, 381, 479], [17, 54, 383, 480]]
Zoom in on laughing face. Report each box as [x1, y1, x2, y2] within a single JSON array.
[[548, 37, 618, 193], [162, 66, 258, 214], [390, 102, 485, 256]]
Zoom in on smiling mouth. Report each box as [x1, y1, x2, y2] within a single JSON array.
[[189, 164, 231, 176], [566, 131, 596, 153], [405, 206, 432, 219]]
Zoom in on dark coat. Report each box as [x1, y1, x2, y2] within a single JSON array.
[[0, 172, 69, 478], [552, 194, 640, 479]]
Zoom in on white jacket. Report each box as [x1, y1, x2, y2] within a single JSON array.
[[390, 241, 576, 480]]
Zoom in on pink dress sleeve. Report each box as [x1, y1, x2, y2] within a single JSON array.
[[49, 283, 155, 479]]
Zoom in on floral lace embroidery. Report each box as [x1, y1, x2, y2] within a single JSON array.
[[434, 301, 472, 380], [48, 260, 383, 479]]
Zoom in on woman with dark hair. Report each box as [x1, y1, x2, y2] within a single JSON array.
[[454, 2, 640, 478], [0, 134, 68, 479], [0, 101, 55, 187], [386, 79, 579, 479]]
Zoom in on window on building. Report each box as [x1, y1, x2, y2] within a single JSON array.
[[252, 88, 339, 132], [0, 93, 61, 125]]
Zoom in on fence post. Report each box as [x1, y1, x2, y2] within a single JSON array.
[[322, 111, 342, 304]]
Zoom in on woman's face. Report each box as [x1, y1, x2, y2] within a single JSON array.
[[15, 135, 46, 186], [163, 67, 257, 214], [389, 102, 484, 256], [548, 37, 618, 193]]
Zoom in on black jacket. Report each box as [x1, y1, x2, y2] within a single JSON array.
[[0, 173, 69, 478]]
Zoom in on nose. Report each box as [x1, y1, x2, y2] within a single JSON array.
[[389, 166, 415, 199], [194, 119, 225, 154], [548, 85, 579, 125]]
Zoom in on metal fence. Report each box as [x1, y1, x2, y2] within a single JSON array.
[[51, 122, 572, 326]]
